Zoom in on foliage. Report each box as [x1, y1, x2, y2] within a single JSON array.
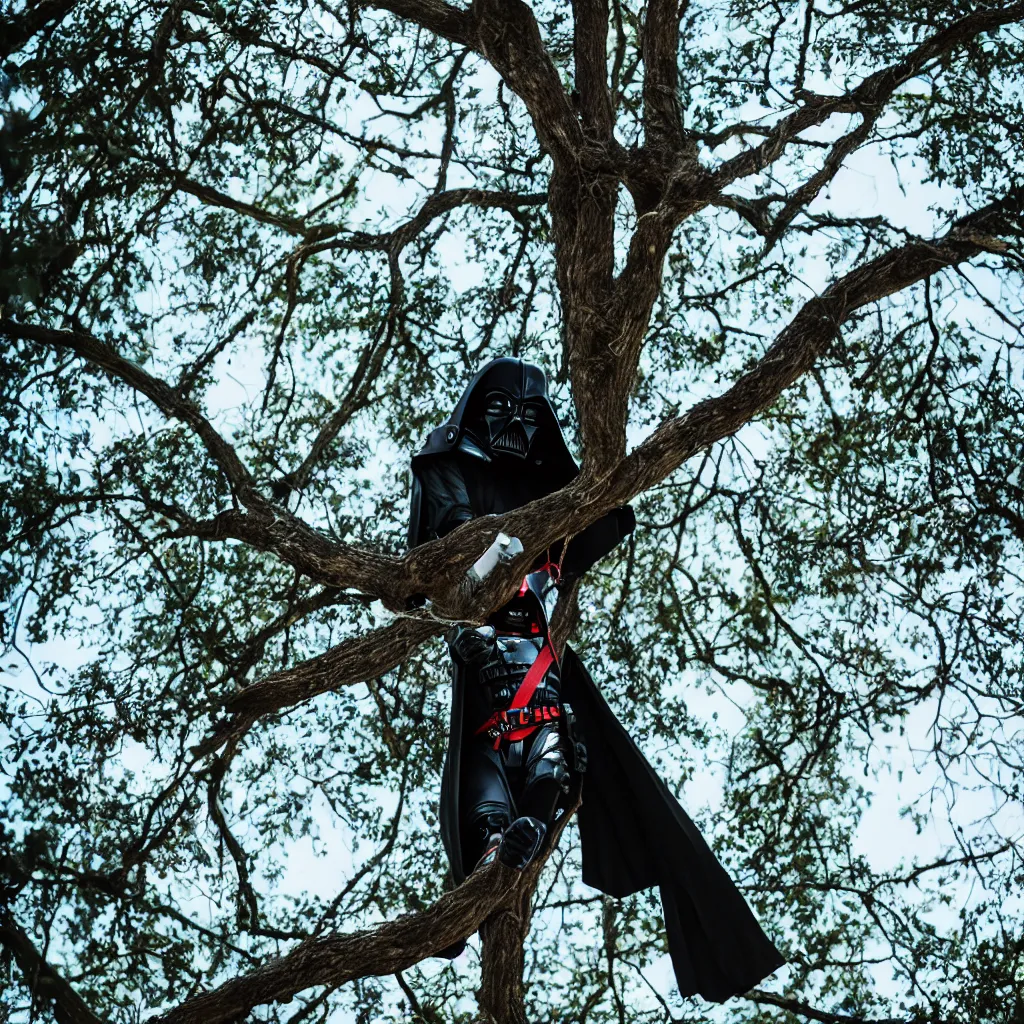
[[2, 0, 1024, 1022]]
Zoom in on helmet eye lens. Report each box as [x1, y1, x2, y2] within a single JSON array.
[[485, 393, 510, 417], [522, 403, 540, 426]]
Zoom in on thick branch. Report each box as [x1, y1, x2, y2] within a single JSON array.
[[192, 616, 441, 757], [477, 788, 581, 1023], [642, 0, 688, 155], [472, 0, 586, 165], [433, 188, 1024, 581], [5, 324, 402, 596], [155, 859, 519, 1024], [571, 0, 614, 138], [363, 0, 475, 47], [223, 616, 440, 718]]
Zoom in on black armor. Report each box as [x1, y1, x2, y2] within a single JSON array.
[[407, 358, 784, 1002], [453, 593, 573, 868]]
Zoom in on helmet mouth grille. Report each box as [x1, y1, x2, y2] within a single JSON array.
[[492, 424, 529, 456]]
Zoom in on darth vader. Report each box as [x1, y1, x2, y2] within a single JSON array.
[[408, 357, 784, 1002]]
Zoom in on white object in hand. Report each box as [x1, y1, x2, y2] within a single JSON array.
[[469, 532, 524, 582]]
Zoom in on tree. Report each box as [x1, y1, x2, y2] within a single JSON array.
[[2, 0, 1023, 1020]]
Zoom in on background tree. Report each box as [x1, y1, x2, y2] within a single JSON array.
[[2, 0, 1023, 1022]]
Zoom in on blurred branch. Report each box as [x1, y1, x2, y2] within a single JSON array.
[[0, 908, 107, 1024], [745, 988, 937, 1024], [0, 0, 84, 60]]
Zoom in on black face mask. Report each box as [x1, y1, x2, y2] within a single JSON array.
[[477, 389, 544, 459]]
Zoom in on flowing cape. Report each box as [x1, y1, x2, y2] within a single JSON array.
[[560, 649, 786, 1001], [439, 647, 784, 1002]]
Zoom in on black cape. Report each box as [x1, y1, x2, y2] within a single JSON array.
[[411, 359, 784, 1001], [438, 625, 784, 1003]]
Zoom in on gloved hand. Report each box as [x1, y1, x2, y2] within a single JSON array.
[[446, 625, 497, 667], [498, 816, 546, 870], [468, 532, 524, 582]]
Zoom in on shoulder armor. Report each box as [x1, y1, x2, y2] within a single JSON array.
[[457, 435, 491, 461]]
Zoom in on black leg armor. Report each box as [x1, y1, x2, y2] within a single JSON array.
[[519, 724, 571, 823], [461, 738, 514, 850], [437, 587, 589, 935]]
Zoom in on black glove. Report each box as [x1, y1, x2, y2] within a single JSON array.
[[447, 625, 497, 667], [499, 816, 546, 870]]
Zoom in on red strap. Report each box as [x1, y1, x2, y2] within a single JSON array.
[[508, 645, 554, 710], [474, 644, 555, 744]]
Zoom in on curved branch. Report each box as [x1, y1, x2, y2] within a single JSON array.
[[3, 323, 403, 596], [223, 615, 441, 718], [363, 0, 475, 47], [154, 859, 520, 1024], [2, 320, 257, 499], [618, 188, 1024, 495], [744, 988, 917, 1024], [193, 615, 442, 756]]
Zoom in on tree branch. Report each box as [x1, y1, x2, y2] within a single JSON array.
[[473, 0, 587, 166], [362, 0, 475, 47], [230, 615, 440, 715], [4, 322, 406, 596], [615, 187, 1023, 495], [192, 615, 441, 755], [154, 859, 519, 1024], [745, 988, 921, 1024], [298, 187, 547, 257], [438, 187, 1024, 581], [713, 3, 1024, 188], [2, 320, 258, 499], [0, 0, 84, 60], [641, 0, 689, 157], [760, 114, 878, 250], [571, 0, 614, 138], [0, 908, 108, 1024]]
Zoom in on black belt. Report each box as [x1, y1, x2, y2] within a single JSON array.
[[478, 704, 562, 742]]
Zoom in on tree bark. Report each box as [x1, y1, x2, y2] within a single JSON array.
[[477, 889, 532, 1024], [475, 792, 581, 1023]]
